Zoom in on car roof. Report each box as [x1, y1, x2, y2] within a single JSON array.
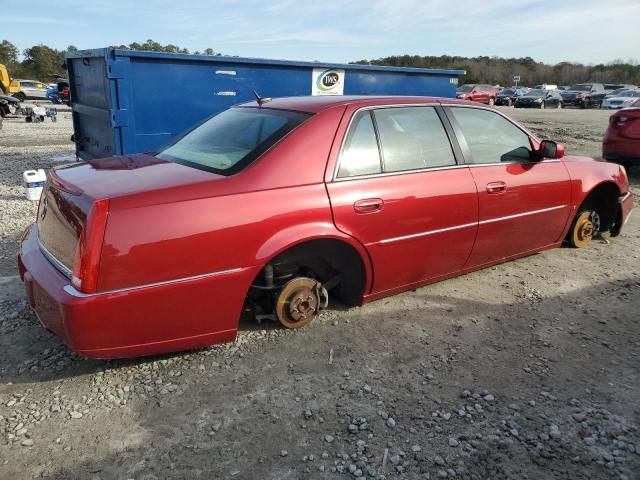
[[238, 95, 474, 113]]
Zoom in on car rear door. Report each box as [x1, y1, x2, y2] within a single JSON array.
[[444, 106, 573, 267], [326, 105, 478, 296]]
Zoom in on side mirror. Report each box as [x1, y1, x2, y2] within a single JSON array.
[[539, 140, 565, 160]]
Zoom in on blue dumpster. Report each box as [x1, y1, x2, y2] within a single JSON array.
[[66, 48, 465, 160]]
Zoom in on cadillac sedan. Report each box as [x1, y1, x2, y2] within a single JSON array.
[[18, 96, 633, 359], [601, 90, 640, 109]]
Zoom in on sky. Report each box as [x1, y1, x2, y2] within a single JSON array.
[[2, 0, 639, 65]]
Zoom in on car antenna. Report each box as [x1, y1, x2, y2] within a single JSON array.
[[252, 89, 271, 108]]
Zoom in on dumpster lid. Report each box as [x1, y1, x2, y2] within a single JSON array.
[[66, 48, 466, 77]]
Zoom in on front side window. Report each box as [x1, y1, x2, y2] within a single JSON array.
[[337, 111, 382, 178], [374, 107, 456, 172], [450, 107, 532, 164], [156, 107, 310, 175]]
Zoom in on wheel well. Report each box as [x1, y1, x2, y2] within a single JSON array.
[[579, 182, 620, 232], [252, 239, 367, 306]]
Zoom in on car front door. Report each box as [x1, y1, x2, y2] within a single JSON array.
[[445, 106, 573, 267], [326, 105, 479, 296], [474, 86, 487, 103]]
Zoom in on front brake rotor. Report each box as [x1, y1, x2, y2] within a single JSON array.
[[571, 211, 595, 248], [276, 277, 325, 329]]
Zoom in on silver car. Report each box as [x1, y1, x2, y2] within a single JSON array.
[[601, 89, 640, 109], [14, 79, 48, 101]]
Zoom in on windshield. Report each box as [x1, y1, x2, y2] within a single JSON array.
[[156, 107, 310, 175], [500, 89, 515, 95], [526, 89, 545, 97], [569, 85, 592, 92], [457, 85, 474, 93]]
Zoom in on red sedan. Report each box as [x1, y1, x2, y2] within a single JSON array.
[[18, 96, 633, 359], [603, 98, 640, 172]]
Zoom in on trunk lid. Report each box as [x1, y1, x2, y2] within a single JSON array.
[[52, 154, 223, 199], [37, 154, 219, 275]]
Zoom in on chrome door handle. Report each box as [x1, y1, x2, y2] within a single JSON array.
[[486, 182, 507, 194], [353, 198, 384, 214]]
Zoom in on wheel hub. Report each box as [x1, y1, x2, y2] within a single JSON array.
[[288, 292, 317, 321], [276, 277, 326, 329]]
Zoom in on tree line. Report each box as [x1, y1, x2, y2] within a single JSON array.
[[352, 55, 640, 86], [0, 39, 220, 83], [3, 38, 639, 87]]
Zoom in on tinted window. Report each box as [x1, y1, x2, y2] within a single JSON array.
[[450, 107, 532, 164], [337, 111, 382, 178], [156, 107, 310, 175], [373, 107, 456, 172]]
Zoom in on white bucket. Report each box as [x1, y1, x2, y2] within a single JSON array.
[[23, 169, 46, 201]]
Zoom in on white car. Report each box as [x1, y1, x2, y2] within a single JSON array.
[[601, 90, 640, 109]]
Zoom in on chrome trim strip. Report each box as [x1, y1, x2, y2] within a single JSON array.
[[478, 205, 567, 225], [380, 222, 477, 244], [620, 192, 631, 202], [467, 160, 560, 167], [378, 205, 567, 244], [334, 164, 469, 182], [63, 267, 245, 298], [624, 210, 632, 226], [38, 240, 72, 279]]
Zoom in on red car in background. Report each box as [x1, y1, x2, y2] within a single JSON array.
[[456, 84, 498, 105], [603, 98, 640, 172], [18, 96, 633, 359]]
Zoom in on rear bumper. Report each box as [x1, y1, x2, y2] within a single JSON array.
[[603, 135, 640, 164], [18, 224, 257, 359]]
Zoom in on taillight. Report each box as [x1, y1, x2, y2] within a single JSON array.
[[71, 199, 109, 293]]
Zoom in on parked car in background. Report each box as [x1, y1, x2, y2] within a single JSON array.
[[601, 89, 640, 109], [604, 84, 636, 94], [456, 84, 497, 105], [13, 79, 48, 101], [514, 89, 563, 109], [533, 84, 558, 91], [604, 87, 636, 99], [603, 97, 640, 172], [558, 86, 570, 91], [561, 83, 606, 108], [17, 95, 633, 359], [495, 87, 527, 106]]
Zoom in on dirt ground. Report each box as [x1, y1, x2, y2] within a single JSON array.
[[0, 106, 638, 480]]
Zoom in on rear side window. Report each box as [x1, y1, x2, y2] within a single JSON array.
[[449, 107, 532, 164], [337, 111, 382, 178], [156, 107, 310, 175], [374, 107, 456, 172]]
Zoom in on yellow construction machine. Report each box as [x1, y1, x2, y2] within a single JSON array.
[[0, 64, 21, 96]]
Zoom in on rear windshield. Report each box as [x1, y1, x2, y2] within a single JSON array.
[[156, 107, 311, 175]]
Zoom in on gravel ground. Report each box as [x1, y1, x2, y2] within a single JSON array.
[[0, 106, 639, 480]]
